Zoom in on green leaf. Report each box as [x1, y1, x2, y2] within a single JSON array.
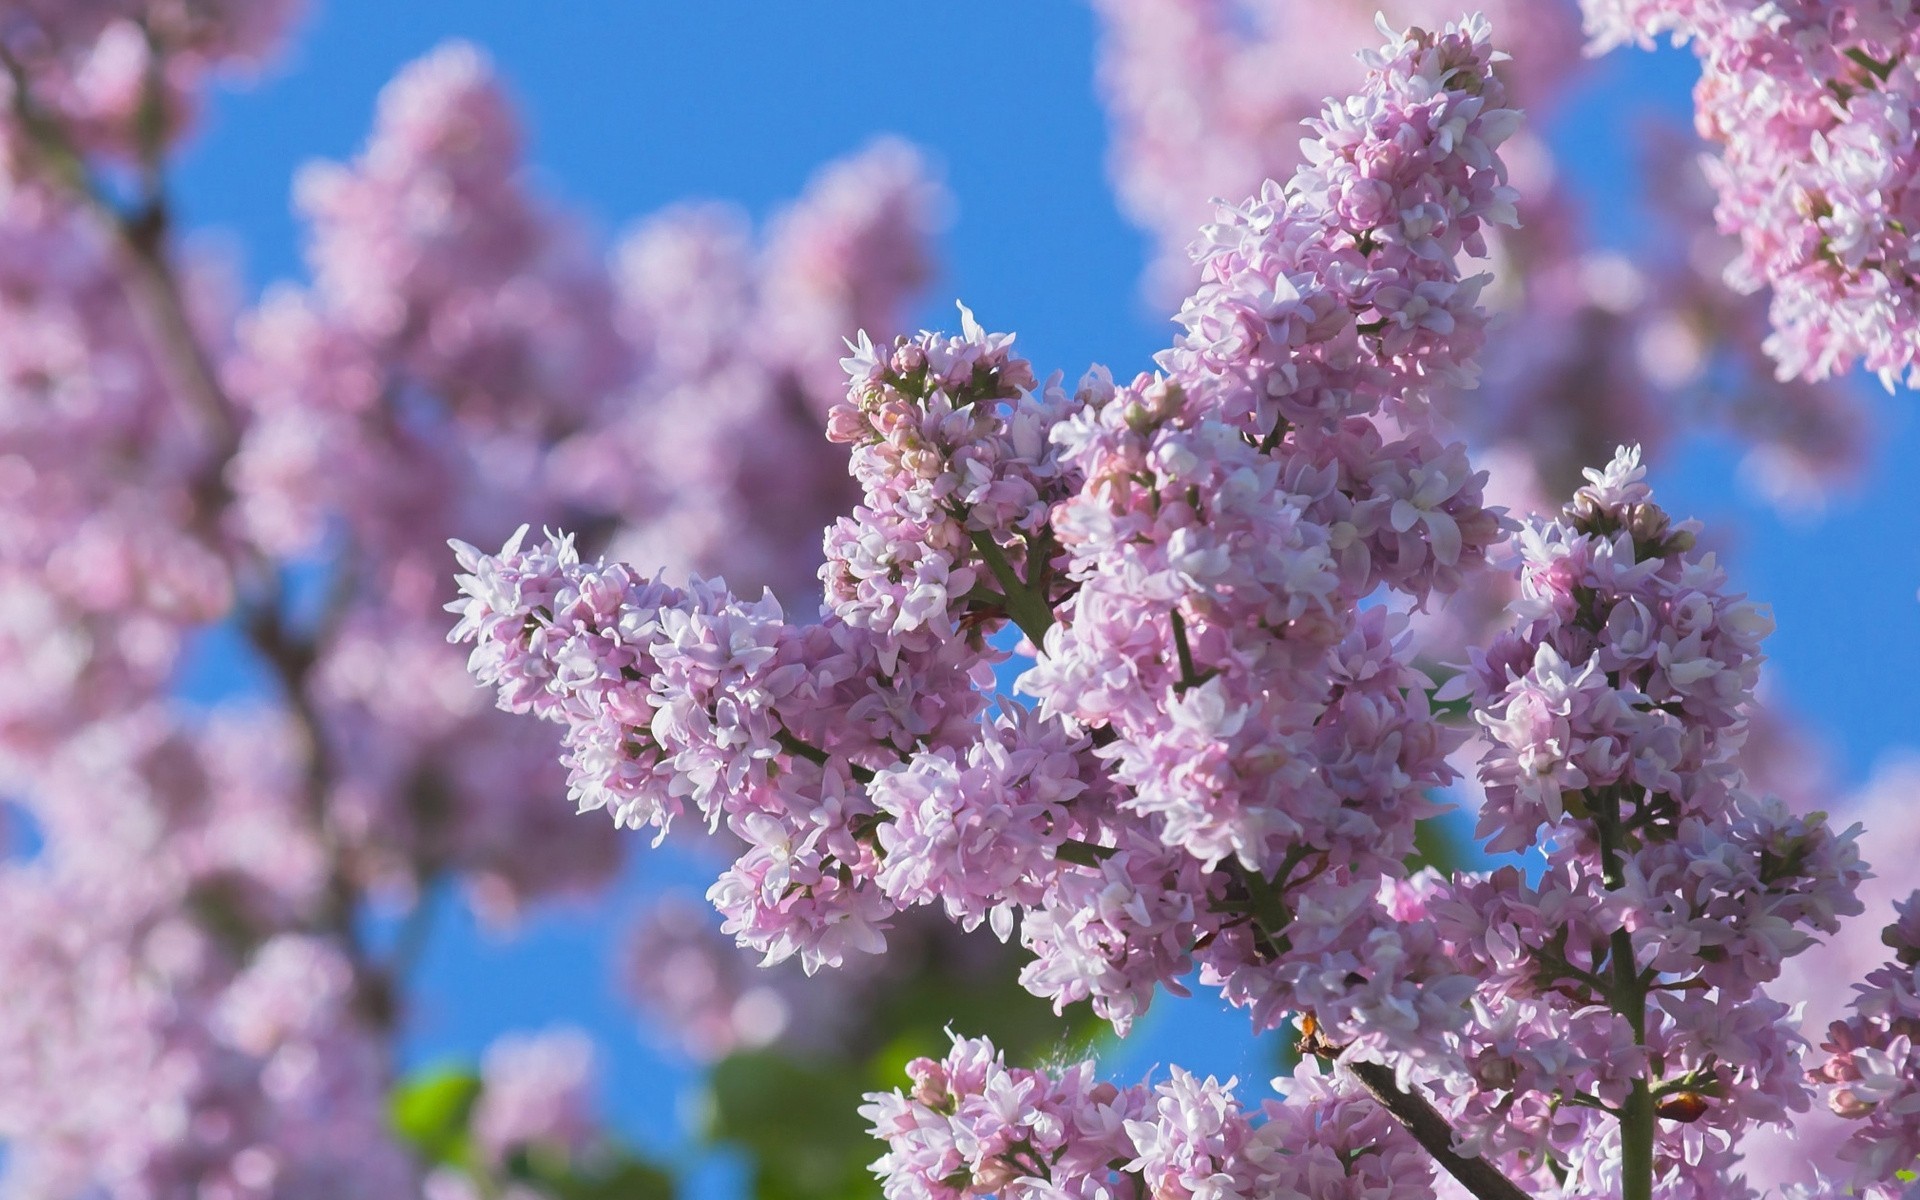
[[707, 1051, 873, 1200], [389, 1066, 482, 1167], [547, 1156, 676, 1200]]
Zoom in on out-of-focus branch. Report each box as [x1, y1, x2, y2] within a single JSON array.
[[0, 49, 419, 1022], [0, 46, 240, 467]]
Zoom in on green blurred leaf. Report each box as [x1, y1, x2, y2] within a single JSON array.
[[708, 1051, 874, 1200], [1407, 807, 1478, 875], [389, 1066, 482, 1167], [543, 1155, 676, 1200]]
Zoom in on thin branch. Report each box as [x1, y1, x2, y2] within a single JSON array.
[[1345, 1061, 1534, 1200], [968, 527, 1054, 647], [0, 48, 239, 465]]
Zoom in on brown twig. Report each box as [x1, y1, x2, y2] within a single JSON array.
[[1345, 1060, 1535, 1200]]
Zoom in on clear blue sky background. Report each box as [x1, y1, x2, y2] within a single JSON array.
[[164, 1, 1919, 1186]]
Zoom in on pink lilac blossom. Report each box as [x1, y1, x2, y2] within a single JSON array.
[[457, 14, 1517, 1059], [1014, 15, 1514, 1048], [556, 138, 942, 605], [1583, 0, 1920, 389], [1093, 0, 1871, 512], [1753, 759, 1920, 1193], [0, 176, 231, 758], [0, 17, 950, 1195], [225, 39, 945, 918], [0, 714, 410, 1199], [860, 1033, 1433, 1200], [439, 15, 1913, 1200], [1808, 894, 1920, 1192], [1436, 446, 1867, 1195], [0, 0, 303, 163]]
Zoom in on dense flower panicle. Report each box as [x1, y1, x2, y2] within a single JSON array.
[[1467, 446, 1773, 852], [0, 185, 233, 755], [450, 523, 1014, 971], [429, 16, 1910, 1199], [1583, 0, 1920, 388], [221, 39, 952, 930], [1162, 14, 1523, 437], [860, 1035, 1434, 1200], [1808, 894, 1920, 1192], [1094, 0, 1871, 515], [450, 19, 1520, 1053], [1092, 0, 1580, 300], [0, 13, 958, 1190], [1442, 445, 1868, 1193], [997, 20, 1516, 1050], [454, 15, 1517, 1055], [232, 40, 628, 565]]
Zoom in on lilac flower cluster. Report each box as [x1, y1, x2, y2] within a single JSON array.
[[0, 11, 949, 1193], [442, 14, 1909, 1200], [455, 19, 1517, 1061], [0, 714, 409, 1199], [861, 1034, 1430, 1200], [1584, 0, 1920, 388], [0, 0, 300, 163], [1093, 0, 1870, 514], [558, 138, 941, 601], [1810, 894, 1920, 1195], [1437, 447, 1868, 1193]]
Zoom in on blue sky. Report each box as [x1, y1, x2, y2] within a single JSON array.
[[165, 0, 1920, 1179]]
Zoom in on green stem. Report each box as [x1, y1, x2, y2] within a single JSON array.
[[1055, 838, 1116, 868], [1257, 415, 1292, 455], [1616, 926, 1654, 1200], [1169, 608, 1203, 691], [1345, 1062, 1534, 1200], [1845, 46, 1897, 83], [1596, 790, 1654, 1200], [774, 728, 874, 783], [968, 529, 1054, 647]]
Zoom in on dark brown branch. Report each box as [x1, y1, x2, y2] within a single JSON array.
[[1347, 1061, 1534, 1200]]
